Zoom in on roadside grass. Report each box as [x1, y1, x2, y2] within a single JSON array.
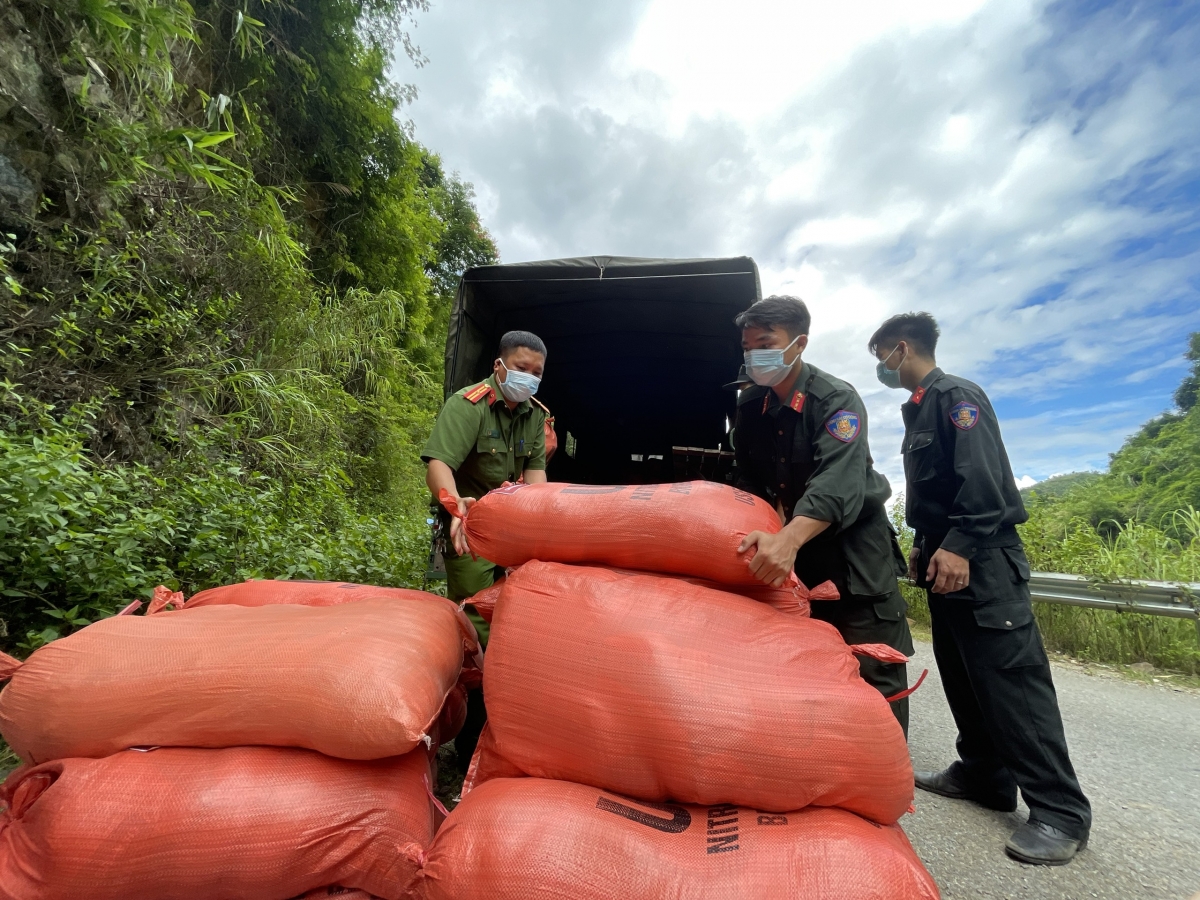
[[1029, 606, 1199, 674], [903, 581, 1200, 675], [897, 505, 1200, 675], [1023, 505, 1200, 674]]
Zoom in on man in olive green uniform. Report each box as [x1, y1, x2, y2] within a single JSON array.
[[733, 296, 915, 734], [422, 329, 548, 769]]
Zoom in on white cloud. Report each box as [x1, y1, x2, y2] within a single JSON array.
[[937, 114, 977, 154], [625, 0, 993, 126], [1015, 475, 1039, 490], [787, 204, 926, 251], [403, 0, 1200, 482]]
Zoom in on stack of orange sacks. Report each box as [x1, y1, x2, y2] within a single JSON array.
[[414, 481, 940, 900], [0, 581, 483, 900]]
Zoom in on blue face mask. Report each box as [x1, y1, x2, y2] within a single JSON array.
[[744, 334, 801, 387], [875, 345, 906, 390], [497, 359, 541, 402]]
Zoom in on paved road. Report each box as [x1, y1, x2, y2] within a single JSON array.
[[904, 639, 1200, 900]]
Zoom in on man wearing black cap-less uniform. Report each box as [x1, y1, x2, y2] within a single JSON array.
[[869, 311, 1091, 867], [732, 295, 915, 735]]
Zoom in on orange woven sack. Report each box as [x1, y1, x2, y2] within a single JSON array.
[[441, 480, 794, 586], [468, 571, 833, 623], [414, 778, 939, 900], [468, 561, 913, 824], [185, 579, 437, 610], [0, 596, 469, 764], [0, 746, 435, 900], [173, 579, 484, 687], [433, 684, 469, 748]]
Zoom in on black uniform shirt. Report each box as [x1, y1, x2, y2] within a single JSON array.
[[734, 362, 905, 600], [901, 367, 1028, 558]]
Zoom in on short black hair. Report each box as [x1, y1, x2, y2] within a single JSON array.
[[498, 330, 547, 359], [868, 312, 939, 360], [734, 295, 811, 339]]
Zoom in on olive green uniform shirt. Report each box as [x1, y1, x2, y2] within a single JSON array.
[[421, 374, 547, 500], [422, 375, 547, 618]]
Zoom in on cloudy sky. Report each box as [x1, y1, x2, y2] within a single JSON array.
[[397, 0, 1200, 490]]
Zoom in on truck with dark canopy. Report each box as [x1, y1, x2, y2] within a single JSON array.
[[443, 255, 761, 485]]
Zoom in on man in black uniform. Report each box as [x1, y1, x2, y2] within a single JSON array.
[[868, 312, 1091, 866], [733, 296, 915, 734]]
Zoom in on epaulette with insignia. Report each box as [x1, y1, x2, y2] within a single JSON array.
[[789, 391, 805, 413], [463, 383, 495, 405], [911, 386, 926, 405]]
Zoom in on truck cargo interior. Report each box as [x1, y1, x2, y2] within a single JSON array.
[[444, 256, 762, 485]]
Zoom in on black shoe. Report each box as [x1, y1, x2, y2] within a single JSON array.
[[914, 768, 1018, 812], [1005, 820, 1088, 866]]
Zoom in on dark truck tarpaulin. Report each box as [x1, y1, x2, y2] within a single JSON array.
[[445, 256, 761, 485]]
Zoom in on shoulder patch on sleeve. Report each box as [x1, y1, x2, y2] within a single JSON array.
[[463, 383, 495, 405], [949, 401, 980, 430], [825, 409, 860, 443]]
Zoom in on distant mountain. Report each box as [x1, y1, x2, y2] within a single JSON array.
[[1021, 472, 1103, 500], [1026, 332, 1200, 534]]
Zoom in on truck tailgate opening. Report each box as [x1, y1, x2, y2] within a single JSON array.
[[445, 256, 761, 485]]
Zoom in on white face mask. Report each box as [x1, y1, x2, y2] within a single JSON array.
[[744, 334, 801, 387], [497, 359, 541, 402], [876, 344, 907, 390]]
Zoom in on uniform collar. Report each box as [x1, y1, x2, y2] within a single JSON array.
[[785, 362, 809, 412], [486, 374, 532, 415], [756, 363, 808, 414], [908, 367, 943, 406]]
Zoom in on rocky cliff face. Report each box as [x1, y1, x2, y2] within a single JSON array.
[[0, 0, 150, 234], [0, 1, 54, 227]]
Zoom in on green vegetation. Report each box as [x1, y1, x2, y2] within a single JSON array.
[[1019, 471, 1102, 501], [1019, 502, 1199, 673], [0, 0, 496, 654], [899, 511, 1200, 675], [901, 334, 1200, 674], [1024, 332, 1200, 535], [901, 507, 1200, 674], [0, 739, 14, 773]]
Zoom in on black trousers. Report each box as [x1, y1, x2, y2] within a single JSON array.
[[454, 687, 487, 774], [920, 540, 1092, 838], [809, 586, 915, 737]]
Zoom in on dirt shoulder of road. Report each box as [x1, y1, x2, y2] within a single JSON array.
[[1046, 651, 1200, 693]]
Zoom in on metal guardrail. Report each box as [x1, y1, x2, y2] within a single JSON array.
[[903, 572, 1200, 641], [1028, 572, 1200, 643], [1027, 572, 1200, 621]]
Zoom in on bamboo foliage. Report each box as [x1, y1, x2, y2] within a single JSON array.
[[0, 0, 496, 652]]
